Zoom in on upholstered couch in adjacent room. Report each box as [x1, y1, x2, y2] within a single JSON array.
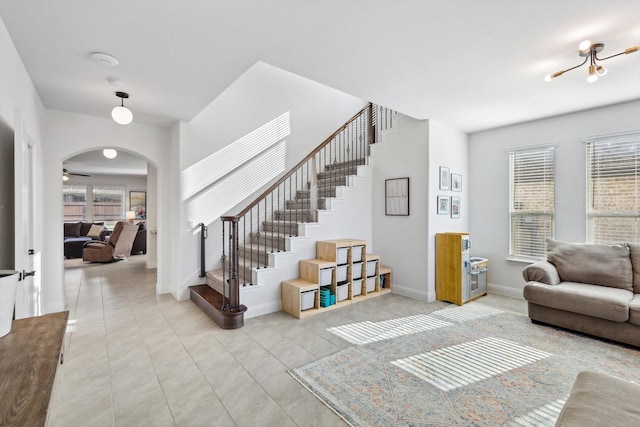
[[130, 222, 147, 255], [63, 222, 109, 259], [522, 239, 640, 347]]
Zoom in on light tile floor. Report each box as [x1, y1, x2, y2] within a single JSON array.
[[53, 256, 527, 426]]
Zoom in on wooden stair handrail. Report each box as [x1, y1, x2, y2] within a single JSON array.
[[221, 102, 373, 222]]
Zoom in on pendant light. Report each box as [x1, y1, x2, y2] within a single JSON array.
[[112, 91, 133, 125]]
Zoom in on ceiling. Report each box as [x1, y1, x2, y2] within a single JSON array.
[[64, 150, 148, 176], [0, 0, 639, 136]]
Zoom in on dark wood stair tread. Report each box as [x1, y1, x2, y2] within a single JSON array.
[[189, 284, 246, 329]]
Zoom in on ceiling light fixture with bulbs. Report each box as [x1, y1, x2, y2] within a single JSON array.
[[545, 40, 639, 83], [111, 91, 133, 125]]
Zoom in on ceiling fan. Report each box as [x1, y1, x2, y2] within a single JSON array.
[[62, 168, 90, 181]]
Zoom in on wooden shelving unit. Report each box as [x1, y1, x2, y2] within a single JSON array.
[[281, 239, 392, 318]]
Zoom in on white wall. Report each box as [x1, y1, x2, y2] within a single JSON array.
[[371, 117, 430, 300], [43, 109, 174, 310], [469, 100, 640, 298], [427, 120, 470, 299], [177, 61, 367, 298], [372, 116, 469, 302]]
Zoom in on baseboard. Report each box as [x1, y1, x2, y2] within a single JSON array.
[[244, 300, 282, 319], [487, 283, 524, 299], [391, 283, 430, 302]]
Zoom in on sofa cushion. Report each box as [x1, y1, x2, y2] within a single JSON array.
[[86, 224, 104, 239], [63, 222, 81, 237], [523, 281, 632, 322], [554, 371, 640, 427], [629, 294, 640, 326], [546, 239, 633, 291], [79, 221, 104, 236], [628, 243, 640, 294]]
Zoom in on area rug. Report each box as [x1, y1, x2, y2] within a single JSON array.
[[289, 303, 640, 426]]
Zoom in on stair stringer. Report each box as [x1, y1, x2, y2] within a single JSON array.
[[239, 164, 373, 319]]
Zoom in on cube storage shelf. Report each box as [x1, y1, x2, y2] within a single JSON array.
[[282, 239, 392, 318]]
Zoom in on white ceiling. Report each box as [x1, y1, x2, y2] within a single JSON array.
[[1, 0, 639, 136], [64, 150, 148, 176]]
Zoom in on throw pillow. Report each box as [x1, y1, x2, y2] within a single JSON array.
[[546, 239, 633, 291], [628, 243, 640, 294], [87, 224, 104, 239], [64, 222, 81, 237]]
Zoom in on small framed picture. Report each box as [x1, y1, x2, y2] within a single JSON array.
[[385, 177, 410, 216], [451, 196, 460, 219], [439, 166, 450, 190], [451, 174, 462, 192], [130, 191, 147, 219], [437, 196, 450, 215]]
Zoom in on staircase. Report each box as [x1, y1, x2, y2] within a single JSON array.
[[204, 158, 365, 294], [190, 103, 396, 329]]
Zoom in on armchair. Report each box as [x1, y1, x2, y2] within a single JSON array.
[[82, 222, 138, 262]]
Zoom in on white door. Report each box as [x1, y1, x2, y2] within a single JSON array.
[[14, 109, 37, 319]]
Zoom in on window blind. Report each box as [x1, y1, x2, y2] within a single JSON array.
[[63, 185, 87, 222], [509, 146, 555, 259], [92, 186, 125, 222], [586, 132, 640, 244]]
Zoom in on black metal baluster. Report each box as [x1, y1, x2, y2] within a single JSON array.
[[263, 198, 268, 267], [256, 203, 260, 269], [249, 211, 253, 285], [270, 192, 274, 254], [288, 176, 293, 237], [277, 184, 281, 252], [243, 217, 247, 286]]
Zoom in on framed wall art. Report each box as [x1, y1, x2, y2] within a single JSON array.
[[385, 177, 410, 216], [451, 196, 460, 219], [451, 173, 462, 192], [130, 191, 146, 219], [439, 167, 450, 190], [437, 195, 450, 215]]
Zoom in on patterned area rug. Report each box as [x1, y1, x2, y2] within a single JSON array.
[[289, 303, 640, 426]]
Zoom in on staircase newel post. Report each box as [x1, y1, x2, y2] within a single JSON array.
[[229, 217, 240, 310]]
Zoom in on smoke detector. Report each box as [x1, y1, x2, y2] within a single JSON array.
[[90, 52, 119, 66], [107, 77, 124, 87]]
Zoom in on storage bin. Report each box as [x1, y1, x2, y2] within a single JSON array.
[[352, 279, 363, 296], [301, 289, 317, 311], [367, 278, 376, 293], [336, 265, 347, 283], [352, 246, 364, 262], [337, 247, 349, 265], [320, 267, 334, 286], [336, 283, 349, 301], [352, 262, 363, 279], [366, 260, 378, 277]]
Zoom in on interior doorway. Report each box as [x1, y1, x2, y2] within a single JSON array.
[[61, 148, 157, 268]]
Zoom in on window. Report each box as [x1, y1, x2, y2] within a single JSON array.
[[586, 132, 639, 244], [509, 146, 555, 259], [63, 185, 87, 222], [92, 186, 125, 224]]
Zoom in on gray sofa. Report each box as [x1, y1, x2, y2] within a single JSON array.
[[523, 239, 640, 347]]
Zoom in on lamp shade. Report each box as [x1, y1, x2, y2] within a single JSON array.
[[125, 211, 136, 222], [112, 105, 133, 125]]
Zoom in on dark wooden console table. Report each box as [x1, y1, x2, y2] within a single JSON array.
[[0, 311, 68, 426]]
